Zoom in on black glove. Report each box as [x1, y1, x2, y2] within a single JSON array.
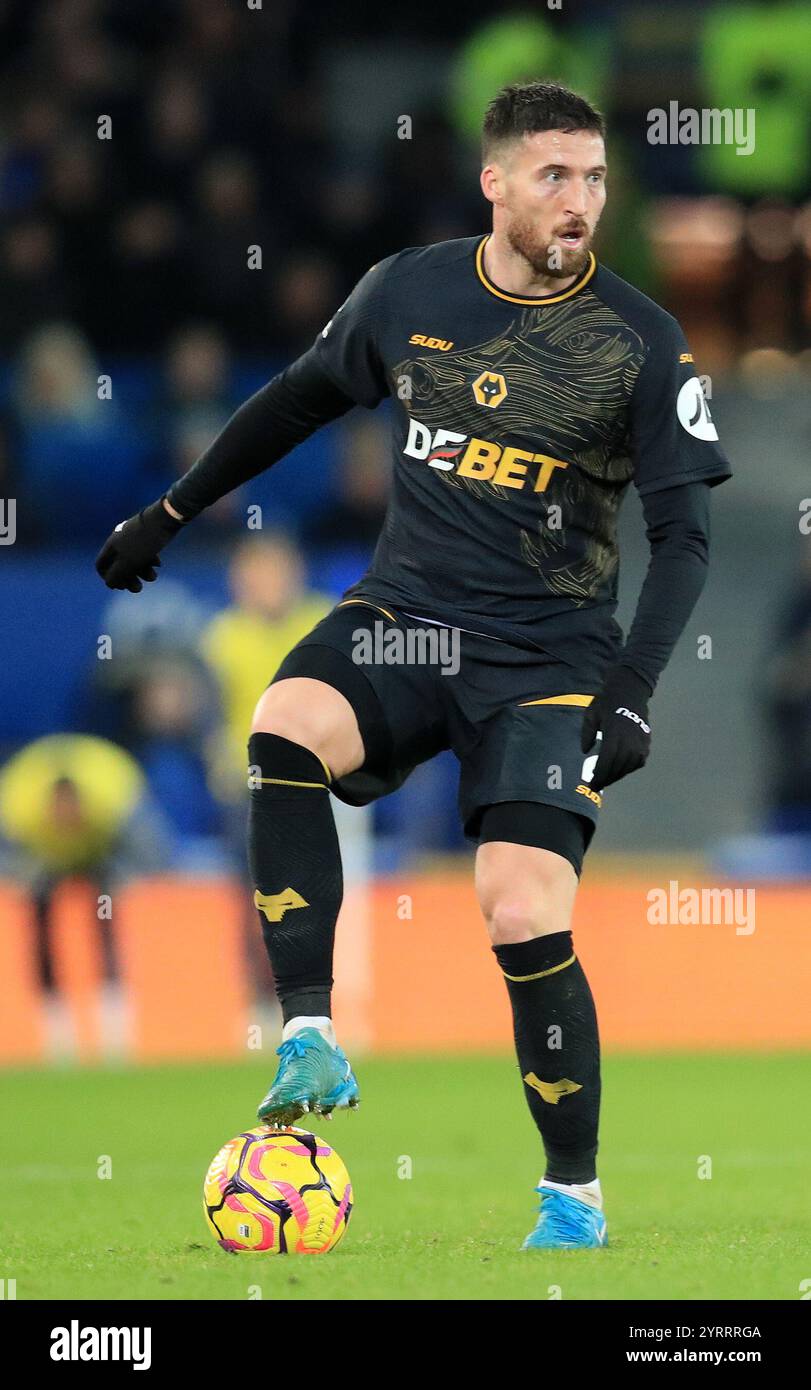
[[95, 498, 184, 593], [580, 665, 653, 792]]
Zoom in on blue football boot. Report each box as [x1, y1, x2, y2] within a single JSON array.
[[522, 1184, 608, 1250], [257, 1027, 360, 1127]]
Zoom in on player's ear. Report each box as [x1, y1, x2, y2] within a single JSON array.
[[480, 163, 503, 206]]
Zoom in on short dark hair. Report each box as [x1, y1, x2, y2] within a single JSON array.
[[482, 80, 605, 162]]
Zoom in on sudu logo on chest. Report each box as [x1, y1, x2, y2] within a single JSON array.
[[408, 333, 454, 351]]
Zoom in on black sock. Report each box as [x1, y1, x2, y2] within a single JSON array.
[[247, 732, 342, 1023], [493, 930, 601, 1184]]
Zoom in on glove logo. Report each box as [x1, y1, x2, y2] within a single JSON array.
[[677, 376, 718, 441], [615, 705, 651, 734]]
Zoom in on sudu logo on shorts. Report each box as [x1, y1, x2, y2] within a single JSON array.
[[403, 417, 570, 494]]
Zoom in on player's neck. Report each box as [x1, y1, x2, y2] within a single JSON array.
[[483, 231, 580, 297]]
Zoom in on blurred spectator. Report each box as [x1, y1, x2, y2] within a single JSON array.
[[91, 576, 214, 689], [317, 171, 391, 285], [304, 415, 390, 554], [0, 733, 171, 989], [380, 108, 475, 251], [12, 322, 151, 540], [79, 581, 224, 862], [164, 321, 230, 410], [273, 251, 339, 357], [44, 6, 137, 118], [107, 199, 190, 351], [43, 138, 112, 309], [162, 323, 233, 456], [163, 322, 229, 414], [190, 151, 272, 349], [200, 530, 330, 997], [201, 533, 331, 799], [0, 218, 74, 350], [156, 324, 249, 537], [0, 92, 64, 215], [81, 644, 227, 868], [139, 68, 209, 202], [127, 657, 225, 856]]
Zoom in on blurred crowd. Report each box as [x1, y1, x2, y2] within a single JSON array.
[[3, 0, 811, 540], [0, 529, 461, 991], [2, 0, 811, 938], [0, 534, 327, 992], [0, 0, 484, 361], [2, 318, 393, 544]]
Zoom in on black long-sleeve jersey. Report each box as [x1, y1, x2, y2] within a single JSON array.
[[168, 235, 732, 685]]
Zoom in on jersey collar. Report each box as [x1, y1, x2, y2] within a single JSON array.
[[475, 234, 596, 306]]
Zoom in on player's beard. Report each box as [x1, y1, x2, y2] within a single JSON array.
[[506, 213, 592, 280]]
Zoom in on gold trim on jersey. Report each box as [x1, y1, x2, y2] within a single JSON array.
[[518, 693, 595, 707], [475, 236, 596, 306], [253, 777, 329, 790], [337, 599, 399, 623]]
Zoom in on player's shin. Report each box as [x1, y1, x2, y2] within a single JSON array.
[[493, 929, 602, 1192], [247, 731, 342, 1027]]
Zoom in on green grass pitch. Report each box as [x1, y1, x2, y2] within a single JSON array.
[[1, 1052, 807, 1301]]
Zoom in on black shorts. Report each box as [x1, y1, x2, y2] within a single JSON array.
[[271, 598, 610, 859]]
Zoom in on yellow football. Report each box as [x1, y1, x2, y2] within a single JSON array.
[[203, 1126, 352, 1254]]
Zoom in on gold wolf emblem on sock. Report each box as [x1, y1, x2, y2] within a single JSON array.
[[523, 1073, 583, 1105], [254, 887, 309, 923]]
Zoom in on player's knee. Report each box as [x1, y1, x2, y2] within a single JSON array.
[[251, 707, 316, 750], [479, 854, 576, 944], [485, 896, 554, 945], [252, 702, 312, 749], [475, 834, 578, 945], [250, 678, 363, 779]]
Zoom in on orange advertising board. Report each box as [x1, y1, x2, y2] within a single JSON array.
[[1, 872, 808, 1062]]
